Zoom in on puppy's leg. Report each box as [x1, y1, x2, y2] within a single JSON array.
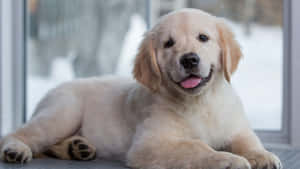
[[230, 129, 282, 169], [126, 117, 251, 169], [0, 90, 83, 163], [40, 136, 96, 161]]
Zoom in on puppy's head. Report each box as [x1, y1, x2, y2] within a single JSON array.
[[133, 9, 242, 96]]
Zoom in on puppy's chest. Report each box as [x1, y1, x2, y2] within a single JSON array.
[[182, 107, 235, 149]]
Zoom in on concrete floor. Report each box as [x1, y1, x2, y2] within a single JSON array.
[[0, 159, 129, 169], [268, 147, 300, 169], [0, 148, 299, 169]]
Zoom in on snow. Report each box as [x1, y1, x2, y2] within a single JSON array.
[[229, 22, 282, 130], [27, 15, 282, 130], [115, 14, 147, 76]]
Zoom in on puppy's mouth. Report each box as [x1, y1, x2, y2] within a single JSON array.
[[178, 68, 213, 90]]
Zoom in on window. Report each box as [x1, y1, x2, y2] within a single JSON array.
[[26, 0, 283, 130], [1, 0, 299, 146]]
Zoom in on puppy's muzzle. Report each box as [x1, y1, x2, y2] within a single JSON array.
[[180, 52, 200, 70]]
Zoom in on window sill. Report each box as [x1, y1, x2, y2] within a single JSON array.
[[0, 159, 128, 169], [0, 148, 299, 169]]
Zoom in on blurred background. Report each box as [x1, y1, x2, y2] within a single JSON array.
[[26, 0, 283, 131]]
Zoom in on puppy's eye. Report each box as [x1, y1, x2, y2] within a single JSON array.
[[198, 34, 209, 42], [164, 38, 175, 48]]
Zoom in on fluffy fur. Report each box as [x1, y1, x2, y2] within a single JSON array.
[[0, 9, 281, 169]]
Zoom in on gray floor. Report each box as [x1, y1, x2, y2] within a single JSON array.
[[268, 147, 300, 169], [0, 148, 298, 169], [0, 159, 129, 169]]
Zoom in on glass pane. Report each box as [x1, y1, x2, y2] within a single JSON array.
[[151, 0, 283, 130], [26, 0, 148, 119], [26, 0, 283, 131]]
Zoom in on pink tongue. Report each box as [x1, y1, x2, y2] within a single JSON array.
[[180, 77, 202, 89]]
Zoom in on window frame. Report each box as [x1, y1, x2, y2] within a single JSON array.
[[12, 0, 26, 128], [256, 0, 291, 145], [0, 0, 299, 147], [290, 0, 300, 147], [0, 0, 2, 136], [256, 0, 300, 148], [0, 0, 26, 135]]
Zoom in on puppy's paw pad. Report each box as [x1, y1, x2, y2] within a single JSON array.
[[78, 144, 89, 150], [72, 139, 82, 145], [1, 141, 32, 163], [68, 137, 96, 161]]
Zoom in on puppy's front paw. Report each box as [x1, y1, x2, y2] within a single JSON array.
[[241, 150, 282, 169], [0, 138, 32, 163], [207, 152, 251, 169]]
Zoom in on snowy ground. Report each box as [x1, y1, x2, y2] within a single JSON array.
[[27, 15, 282, 130]]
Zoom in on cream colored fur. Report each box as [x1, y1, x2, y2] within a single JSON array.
[[0, 9, 281, 169]]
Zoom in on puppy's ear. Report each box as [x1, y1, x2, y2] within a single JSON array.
[[217, 20, 242, 82], [133, 32, 161, 92]]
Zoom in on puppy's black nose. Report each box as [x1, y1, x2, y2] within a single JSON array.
[[180, 53, 200, 70]]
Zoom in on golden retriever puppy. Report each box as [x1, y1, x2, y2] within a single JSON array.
[[0, 9, 282, 169]]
